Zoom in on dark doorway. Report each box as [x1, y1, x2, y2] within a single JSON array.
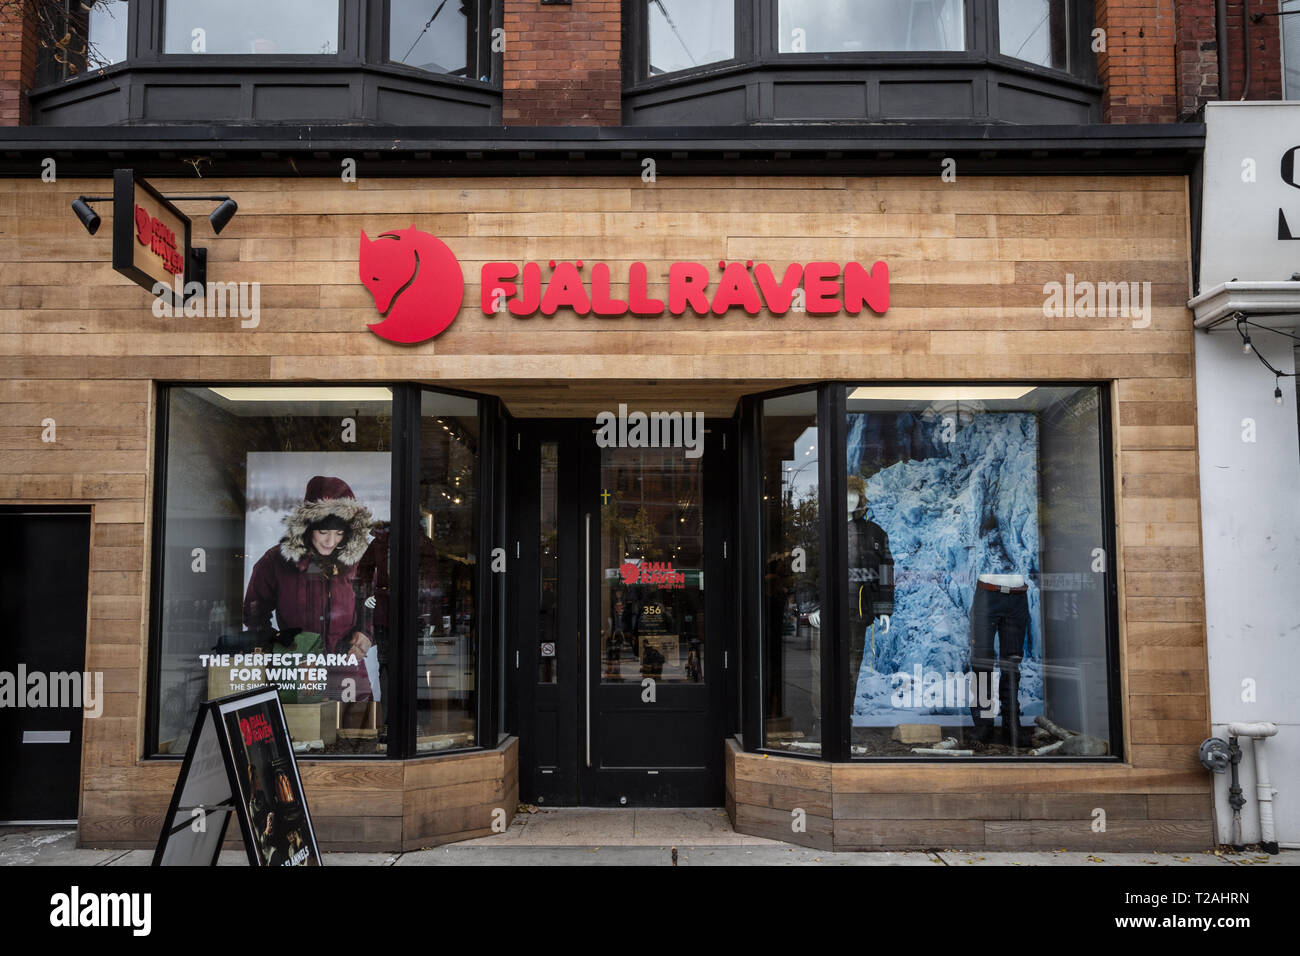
[[0, 509, 91, 822], [513, 419, 733, 806]]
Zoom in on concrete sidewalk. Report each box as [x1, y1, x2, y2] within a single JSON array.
[[3, 809, 1296, 866]]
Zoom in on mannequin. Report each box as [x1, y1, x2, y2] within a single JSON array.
[[846, 474, 893, 672], [968, 568, 1031, 748], [806, 476, 893, 658]]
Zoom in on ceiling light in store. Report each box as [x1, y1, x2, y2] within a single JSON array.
[[848, 386, 1035, 402], [208, 387, 393, 403]]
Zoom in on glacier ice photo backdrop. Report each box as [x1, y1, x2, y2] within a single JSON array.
[[848, 412, 1042, 726]]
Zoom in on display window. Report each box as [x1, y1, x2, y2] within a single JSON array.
[[754, 383, 1119, 760], [415, 392, 480, 752], [844, 385, 1116, 758], [760, 390, 823, 754], [150, 385, 493, 759], [152, 387, 394, 756]]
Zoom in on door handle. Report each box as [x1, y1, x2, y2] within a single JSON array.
[[584, 510, 592, 769]]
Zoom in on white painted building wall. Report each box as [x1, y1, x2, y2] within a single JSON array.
[[1194, 326, 1300, 847]]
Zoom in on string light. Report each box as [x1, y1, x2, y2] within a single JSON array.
[[1234, 314, 1298, 406]]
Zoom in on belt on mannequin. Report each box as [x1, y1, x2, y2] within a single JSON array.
[[976, 580, 1028, 594]]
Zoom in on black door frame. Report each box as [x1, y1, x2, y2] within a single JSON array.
[[512, 417, 736, 806], [513, 421, 583, 805], [0, 506, 92, 823]]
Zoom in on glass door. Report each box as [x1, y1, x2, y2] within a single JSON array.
[[514, 418, 733, 807], [579, 422, 731, 806]]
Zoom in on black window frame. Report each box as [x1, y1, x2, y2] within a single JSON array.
[[151, 0, 353, 62], [767, 0, 977, 63], [635, 0, 747, 84], [626, 0, 1098, 91], [30, 0, 504, 93], [741, 381, 1124, 764], [33, 0, 133, 88], [988, 0, 1088, 79], [380, 0, 497, 84], [145, 382, 509, 762]]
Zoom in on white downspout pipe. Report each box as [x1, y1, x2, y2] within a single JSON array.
[[1227, 722, 1280, 854]]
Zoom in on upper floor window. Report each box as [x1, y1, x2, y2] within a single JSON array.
[[999, 0, 1068, 70], [778, 0, 965, 53], [637, 0, 1089, 80], [1285, 0, 1300, 99], [389, 0, 492, 81], [648, 0, 735, 77], [30, 0, 504, 125], [162, 0, 341, 54], [35, 0, 128, 84], [34, 1, 495, 79]]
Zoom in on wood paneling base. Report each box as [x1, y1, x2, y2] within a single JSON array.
[[78, 738, 518, 854], [724, 740, 1213, 851]]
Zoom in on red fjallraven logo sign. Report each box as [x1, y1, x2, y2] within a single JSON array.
[[360, 226, 465, 344], [360, 225, 890, 342]]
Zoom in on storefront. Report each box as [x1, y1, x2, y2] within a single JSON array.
[[0, 128, 1215, 851]]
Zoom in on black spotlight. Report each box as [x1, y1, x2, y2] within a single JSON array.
[[209, 198, 238, 235], [71, 197, 100, 235]]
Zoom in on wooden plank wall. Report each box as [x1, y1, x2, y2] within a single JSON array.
[[725, 740, 1212, 851], [0, 173, 1207, 849]]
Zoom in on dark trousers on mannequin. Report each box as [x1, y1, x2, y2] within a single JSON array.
[[968, 587, 1029, 743]]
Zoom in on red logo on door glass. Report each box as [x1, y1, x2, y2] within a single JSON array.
[[619, 562, 640, 585], [360, 226, 464, 344]]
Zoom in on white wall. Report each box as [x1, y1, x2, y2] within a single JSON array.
[[1195, 326, 1300, 847]]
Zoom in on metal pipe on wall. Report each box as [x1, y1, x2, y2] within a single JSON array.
[[1241, 0, 1253, 99], [1228, 722, 1281, 853], [1216, 0, 1231, 99]]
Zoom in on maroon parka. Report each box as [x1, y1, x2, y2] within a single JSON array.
[[241, 476, 375, 699]]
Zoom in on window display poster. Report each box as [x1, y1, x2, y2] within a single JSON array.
[[848, 412, 1043, 726], [242, 451, 391, 599], [218, 452, 392, 702], [219, 689, 321, 866]]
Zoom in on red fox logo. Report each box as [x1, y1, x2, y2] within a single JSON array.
[[359, 226, 464, 343]]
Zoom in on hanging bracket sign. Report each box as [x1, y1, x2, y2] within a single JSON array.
[[112, 168, 206, 307]]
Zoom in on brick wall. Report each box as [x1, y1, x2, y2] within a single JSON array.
[[1174, 1, 1285, 121], [1097, 0, 1180, 123], [1175, 2, 1221, 119], [1218, 0, 1285, 102], [0, 0, 36, 126], [502, 0, 621, 126]]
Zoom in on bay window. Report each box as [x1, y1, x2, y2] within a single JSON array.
[[748, 383, 1120, 762], [149, 385, 502, 760]]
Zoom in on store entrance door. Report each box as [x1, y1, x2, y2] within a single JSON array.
[[0, 509, 91, 823], [515, 418, 731, 807]]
